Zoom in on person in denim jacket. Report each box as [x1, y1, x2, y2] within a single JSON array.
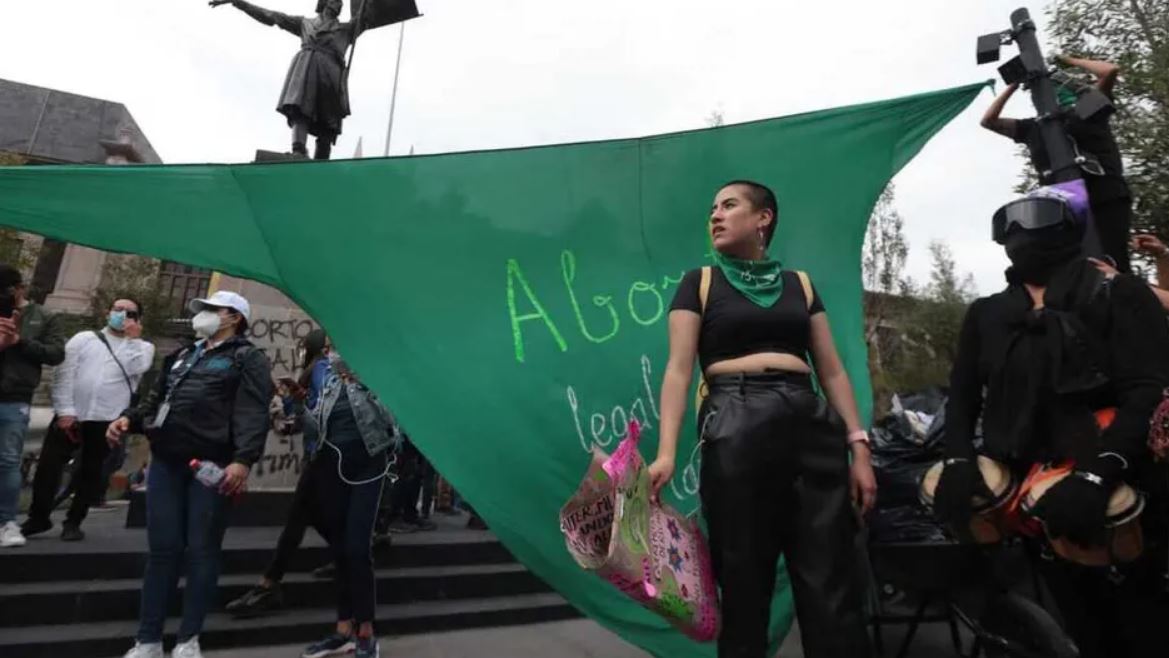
[[300, 337, 398, 658]]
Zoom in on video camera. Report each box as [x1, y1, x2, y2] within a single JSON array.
[[976, 7, 1112, 122]]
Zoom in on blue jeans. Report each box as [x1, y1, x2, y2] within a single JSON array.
[[0, 402, 31, 524], [137, 456, 230, 643]]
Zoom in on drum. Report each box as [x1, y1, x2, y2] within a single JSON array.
[[1022, 465, 1145, 566], [921, 456, 1018, 544]]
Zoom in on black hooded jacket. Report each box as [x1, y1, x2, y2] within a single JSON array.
[[125, 335, 274, 467], [945, 263, 1169, 469]]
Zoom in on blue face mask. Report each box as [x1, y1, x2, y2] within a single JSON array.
[[108, 310, 126, 331]]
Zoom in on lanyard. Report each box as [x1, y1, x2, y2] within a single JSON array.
[[165, 342, 207, 403]]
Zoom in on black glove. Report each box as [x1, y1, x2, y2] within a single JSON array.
[[933, 458, 993, 531], [1033, 453, 1125, 547]]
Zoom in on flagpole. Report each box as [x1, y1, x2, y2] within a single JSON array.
[[383, 21, 406, 157]]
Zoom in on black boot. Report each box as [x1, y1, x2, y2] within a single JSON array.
[[60, 524, 85, 542], [313, 138, 332, 160]]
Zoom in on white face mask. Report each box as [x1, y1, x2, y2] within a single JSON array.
[[192, 310, 222, 339]]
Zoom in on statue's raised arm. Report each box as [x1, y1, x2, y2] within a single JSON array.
[[210, 0, 304, 38]]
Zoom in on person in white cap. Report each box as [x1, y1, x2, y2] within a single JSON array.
[[107, 290, 274, 658]]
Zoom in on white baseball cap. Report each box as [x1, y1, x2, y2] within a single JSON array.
[[189, 290, 252, 323]]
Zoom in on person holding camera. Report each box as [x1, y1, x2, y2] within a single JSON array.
[[981, 54, 1132, 272], [22, 298, 154, 542], [0, 264, 65, 548]]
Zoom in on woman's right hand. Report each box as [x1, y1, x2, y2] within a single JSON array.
[[106, 416, 130, 448], [647, 456, 676, 500]]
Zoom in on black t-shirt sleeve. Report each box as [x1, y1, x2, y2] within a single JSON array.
[[670, 268, 703, 314], [807, 281, 825, 315], [1012, 118, 1036, 144]]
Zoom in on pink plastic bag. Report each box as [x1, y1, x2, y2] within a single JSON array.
[[560, 421, 720, 642]]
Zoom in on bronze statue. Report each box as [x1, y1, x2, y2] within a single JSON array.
[[211, 0, 360, 160]]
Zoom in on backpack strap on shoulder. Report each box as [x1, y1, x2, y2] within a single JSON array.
[[796, 270, 814, 311], [699, 266, 712, 314], [695, 267, 713, 419]]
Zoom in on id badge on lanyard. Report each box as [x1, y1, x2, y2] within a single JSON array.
[[150, 344, 205, 429]]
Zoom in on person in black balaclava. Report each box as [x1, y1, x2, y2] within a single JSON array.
[[934, 188, 1169, 658]]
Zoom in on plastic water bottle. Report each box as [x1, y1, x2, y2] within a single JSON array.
[[189, 459, 225, 488]]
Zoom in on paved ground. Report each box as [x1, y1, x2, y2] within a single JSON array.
[[206, 618, 962, 657], [208, 620, 648, 658]]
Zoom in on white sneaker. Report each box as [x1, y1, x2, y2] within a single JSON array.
[[172, 636, 203, 658], [0, 521, 26, 547], [123, 642, 164, 658]]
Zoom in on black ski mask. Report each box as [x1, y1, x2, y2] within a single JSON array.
[[1004, 224, 1085, 285]]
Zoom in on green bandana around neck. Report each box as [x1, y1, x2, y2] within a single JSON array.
[[714, 251, 785, 307], [1056, 84, 1079, 109]]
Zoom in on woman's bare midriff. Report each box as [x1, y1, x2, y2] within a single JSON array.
[[704, 352, 812, 378]]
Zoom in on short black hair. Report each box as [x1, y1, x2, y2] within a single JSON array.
[[0, 264, 23, 290], [316, 0, 342, 13], [113, 296, 144, 318], [721, 180, 779, 245]]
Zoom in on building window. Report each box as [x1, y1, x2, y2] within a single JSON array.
[[159, 261, 210, 311]]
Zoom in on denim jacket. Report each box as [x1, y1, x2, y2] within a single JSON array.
[[307, 364, 399, 458]]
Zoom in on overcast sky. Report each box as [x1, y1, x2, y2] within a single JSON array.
[[1, 0, 1056, 294]]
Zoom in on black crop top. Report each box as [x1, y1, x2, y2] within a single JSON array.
[[670, 267, 825, 371]]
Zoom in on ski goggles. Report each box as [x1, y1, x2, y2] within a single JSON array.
[[992, 195, 1077, 244]]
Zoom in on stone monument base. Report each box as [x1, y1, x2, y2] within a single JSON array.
[[254, 149, 308, 163]]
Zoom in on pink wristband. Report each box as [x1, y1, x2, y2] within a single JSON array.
[[847, 430, 870, 445]]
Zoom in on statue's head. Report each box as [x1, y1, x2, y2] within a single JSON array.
[[316, 0, 342, 18]]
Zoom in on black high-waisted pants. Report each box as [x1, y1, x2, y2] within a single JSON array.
[[698, 371, 871, 658]]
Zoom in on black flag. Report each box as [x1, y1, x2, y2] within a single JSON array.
[[351, 0, 420, 31]]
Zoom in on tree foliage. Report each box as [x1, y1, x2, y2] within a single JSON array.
[[862, 184, 911, 372], [862, 187, 975, 413]]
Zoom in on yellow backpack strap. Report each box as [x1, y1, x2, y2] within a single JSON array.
[[699, 266, 712, 314], [796, 270, 814, 311], [695, 267, 712, 419]]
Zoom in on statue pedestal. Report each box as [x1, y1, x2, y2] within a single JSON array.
[[254, 149, 307, 163]]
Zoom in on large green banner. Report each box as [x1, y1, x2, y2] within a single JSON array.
[[0, 82, 984, 656]]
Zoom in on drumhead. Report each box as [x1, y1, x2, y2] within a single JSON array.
[[1026, 470, 1145, 528], [920, 457, 1015, 511], [1107, 484, 1144, 525]]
